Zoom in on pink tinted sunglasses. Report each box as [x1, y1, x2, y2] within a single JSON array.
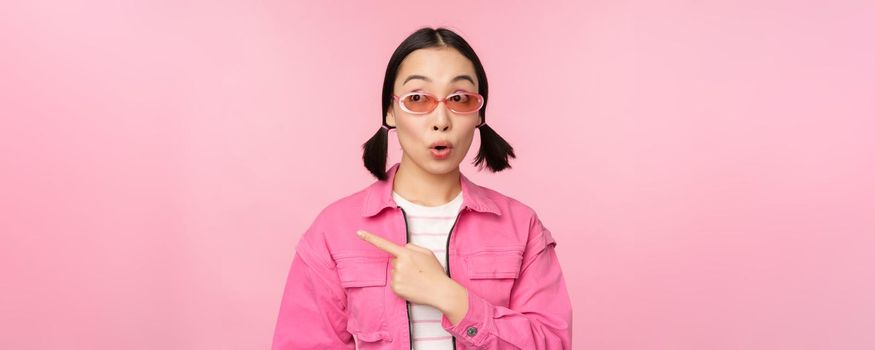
[[392, 91, 484, 115]]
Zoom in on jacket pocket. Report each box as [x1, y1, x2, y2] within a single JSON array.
[[464, 249, 523, 307], [335, 254, 390, 338], [346, 324, 392, 347]]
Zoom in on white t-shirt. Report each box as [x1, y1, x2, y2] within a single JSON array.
[[392, 190, 463, 350]]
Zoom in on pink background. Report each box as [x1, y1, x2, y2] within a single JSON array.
[[2, 0, 874, 349]]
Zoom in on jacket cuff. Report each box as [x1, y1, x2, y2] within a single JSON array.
[[440, 289, 493, 348]]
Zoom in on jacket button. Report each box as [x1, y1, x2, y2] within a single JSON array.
[[466, 326, 478, 337]]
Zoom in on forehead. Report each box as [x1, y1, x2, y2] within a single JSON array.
[[395, 47, 478, 89]]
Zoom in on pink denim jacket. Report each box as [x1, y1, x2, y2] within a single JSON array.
[[271, 163, 572, 349]]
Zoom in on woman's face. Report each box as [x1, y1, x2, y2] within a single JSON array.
[[386, 47, 483, 176]]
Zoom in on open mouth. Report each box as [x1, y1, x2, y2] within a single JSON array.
[[430, 144, 452, 160]]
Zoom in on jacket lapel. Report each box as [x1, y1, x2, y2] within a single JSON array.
[[361, 162, 501, 217]]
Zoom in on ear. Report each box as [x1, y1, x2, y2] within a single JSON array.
[[386, 106, 397, 128]]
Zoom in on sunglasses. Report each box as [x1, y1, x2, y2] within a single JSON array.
[[392, 91, 484, 115]]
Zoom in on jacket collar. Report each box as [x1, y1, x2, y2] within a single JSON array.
[[361, 162, 502, 217]]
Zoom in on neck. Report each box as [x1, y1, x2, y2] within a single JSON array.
[[393, 155, 462, 207]]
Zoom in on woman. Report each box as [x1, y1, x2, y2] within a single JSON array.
[[272, 27, 572, 349]]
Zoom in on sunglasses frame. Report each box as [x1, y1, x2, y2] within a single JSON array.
[[392, 91, 484, 115]]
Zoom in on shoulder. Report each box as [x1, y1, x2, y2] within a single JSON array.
[[294, 183, 373, 255], [467, 182, 557, 267], [312, 186, 370, 224], [467, 180, 553, 242], [473, 182, 542, 223], [481, 181, 553, 233]]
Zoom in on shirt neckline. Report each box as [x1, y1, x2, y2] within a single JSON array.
[[392, 190, 463, 211]]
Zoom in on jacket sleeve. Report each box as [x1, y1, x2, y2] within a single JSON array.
[[271, 222, 355, 350], [440, 214, 573, 349]]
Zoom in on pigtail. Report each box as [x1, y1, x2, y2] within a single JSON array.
[[473, 123, 516, 172], [362, 125, 392, 181]]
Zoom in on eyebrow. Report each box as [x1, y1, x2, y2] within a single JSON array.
[[402, 74, 476, 86]]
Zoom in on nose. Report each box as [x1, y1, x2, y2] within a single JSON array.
[[432, 100, 451, 132]]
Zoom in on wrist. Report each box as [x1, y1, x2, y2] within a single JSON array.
[[434, 277, 469, 325]]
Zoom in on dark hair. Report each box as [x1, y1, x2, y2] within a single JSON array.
[[362, 27, 516, 181]]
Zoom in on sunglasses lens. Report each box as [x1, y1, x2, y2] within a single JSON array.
[[401, 93, 436, 113], [399, 92, 483, 114], [447, 93, 482, 113]]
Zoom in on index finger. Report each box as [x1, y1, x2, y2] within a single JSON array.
[[356, 230, 405, 257]]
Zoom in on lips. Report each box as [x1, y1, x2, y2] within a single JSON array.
[[429, 140, 453, 160], [429, 140, 454, 150]]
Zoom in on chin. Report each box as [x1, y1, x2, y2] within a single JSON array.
[[418, 156, 463, 175]]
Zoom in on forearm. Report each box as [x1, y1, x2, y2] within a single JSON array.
[[435, 234, 572, 349], [432, 277, 470, 326], [444, 289, 572, 349]]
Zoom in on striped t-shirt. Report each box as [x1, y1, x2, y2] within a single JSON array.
[[392, 189, 463, 350]]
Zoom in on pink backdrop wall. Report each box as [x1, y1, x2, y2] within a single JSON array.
[[2, 0, 873, 349]]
